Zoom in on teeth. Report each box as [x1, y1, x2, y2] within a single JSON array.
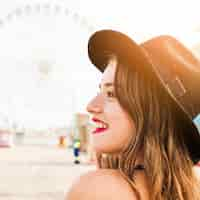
[[95, 122, 108, 129]]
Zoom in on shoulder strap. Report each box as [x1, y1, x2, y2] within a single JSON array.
[[134, 164, 145, 171]]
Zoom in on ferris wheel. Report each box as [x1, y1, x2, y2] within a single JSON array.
[[0, 2, 98, 130], [0, 2, 96, 81]]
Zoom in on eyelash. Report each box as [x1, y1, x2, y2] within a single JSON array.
[[97, 90, 115, 98], [106, 91, 115, 98]]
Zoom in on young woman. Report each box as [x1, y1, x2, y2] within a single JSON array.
[[66, 30, 200, 200]]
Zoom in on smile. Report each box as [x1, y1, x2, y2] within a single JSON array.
[[92, 118, 109, 135]]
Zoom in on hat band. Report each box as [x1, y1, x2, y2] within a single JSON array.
[[193, 114, 200, 133], [166, 77, 187, 98]]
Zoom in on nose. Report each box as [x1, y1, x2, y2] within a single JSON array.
[[86, 94, 103, 114]]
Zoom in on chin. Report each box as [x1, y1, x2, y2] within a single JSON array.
[[93, 143, 122, 155]]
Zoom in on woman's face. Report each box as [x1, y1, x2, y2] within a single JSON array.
[[87, 59, 136, 154]]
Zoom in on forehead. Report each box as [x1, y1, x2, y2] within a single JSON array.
[[101, 58, 117, 84]]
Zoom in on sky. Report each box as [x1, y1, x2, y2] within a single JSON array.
[[0, 0, 199, 130]]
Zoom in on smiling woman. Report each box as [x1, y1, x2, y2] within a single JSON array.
[[65, 29, 200, 200], [86, 57, 135, 155]]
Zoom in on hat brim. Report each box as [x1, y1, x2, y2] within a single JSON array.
[[141, 35, 200, 119], [88, 29, 200, 163]]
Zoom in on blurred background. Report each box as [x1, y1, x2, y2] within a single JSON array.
[[0, 0, 200, 199]]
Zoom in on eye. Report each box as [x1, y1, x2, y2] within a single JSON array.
[[106, 91, 115, 98]]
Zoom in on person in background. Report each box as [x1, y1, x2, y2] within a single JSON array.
[[73, 138, 81, 164], [66, 30, 200, 200]]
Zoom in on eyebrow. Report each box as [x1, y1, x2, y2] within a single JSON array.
[[99, 82, 114, 89]]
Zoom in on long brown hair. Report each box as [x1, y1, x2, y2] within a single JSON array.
[[96, 55, 200, 200]]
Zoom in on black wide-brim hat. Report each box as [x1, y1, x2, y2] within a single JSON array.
[[141, 35, 200, 119], [87, 29, 200, 164]]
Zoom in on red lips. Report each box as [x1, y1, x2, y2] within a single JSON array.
[[92, 117, 104, 123], [91, 117, 108, 135], [92, 127, 108, 134]]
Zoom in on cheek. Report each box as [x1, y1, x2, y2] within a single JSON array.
[[109, 104, 135, 136], [93, 105, 135, 153], [114, 106, 135, 146], [111, 115, 135, 149]]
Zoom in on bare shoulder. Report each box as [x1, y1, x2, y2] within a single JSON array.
[[65, 169, 141, 200], [193, 165, 200, 180]]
